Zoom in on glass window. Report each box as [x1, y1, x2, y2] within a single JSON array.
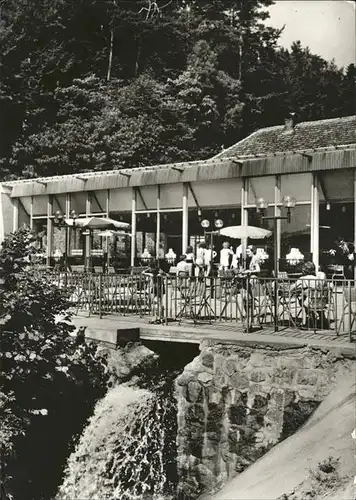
[[280, 173, 312, 203], [247, 176, 275, 205], [281, 204, 311, 260]]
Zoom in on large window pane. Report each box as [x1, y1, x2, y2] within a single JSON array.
[[281, 205, 311, 260]]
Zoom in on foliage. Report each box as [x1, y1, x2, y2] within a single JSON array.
[[0, 227, 108, 500], [0, 0, 354, 180]]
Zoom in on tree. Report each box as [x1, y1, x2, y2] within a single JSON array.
[[0, 227, 108, 500], [164, 39, 243, 160]]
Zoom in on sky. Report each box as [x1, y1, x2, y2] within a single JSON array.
[[266, 0, 356, 69]]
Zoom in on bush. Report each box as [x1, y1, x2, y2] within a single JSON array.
[[0, 227, 108, 500]]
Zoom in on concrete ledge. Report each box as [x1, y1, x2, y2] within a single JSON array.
[[84, 325, 140, 347], [72, 316, 356, 356]]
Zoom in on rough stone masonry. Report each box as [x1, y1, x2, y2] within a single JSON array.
[[175, 340, 356, 499]]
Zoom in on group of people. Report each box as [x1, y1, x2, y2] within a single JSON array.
[[175, 242, 261, 278]]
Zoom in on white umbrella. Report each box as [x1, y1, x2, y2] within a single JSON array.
[[98, 230, 130, 237], [65, 216, 129, 230], [219, 225, 272, 239]]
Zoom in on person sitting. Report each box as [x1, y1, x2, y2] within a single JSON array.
[[244, 245, 261, 276], [316, 265, 326, 280], [176, 255, 190, 276], [290, 261, 329, 329]]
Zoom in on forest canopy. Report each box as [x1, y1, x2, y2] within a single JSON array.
[[0, 0, 355, 180]]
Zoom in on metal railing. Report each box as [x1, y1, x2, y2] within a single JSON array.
[[41, 271, 355, 341]]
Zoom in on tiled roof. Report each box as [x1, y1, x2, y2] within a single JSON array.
[[215, 115, 356, 158]]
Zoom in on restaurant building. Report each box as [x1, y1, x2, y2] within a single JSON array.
[[0, 114, 355, 275]]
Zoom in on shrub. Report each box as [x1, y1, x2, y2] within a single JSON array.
[[0, 227, 108, 499]]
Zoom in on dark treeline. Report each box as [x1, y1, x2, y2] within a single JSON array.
[[0, 0, 355, 179]]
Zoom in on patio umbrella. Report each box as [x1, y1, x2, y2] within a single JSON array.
[[65, 216, 129, 229], [219, 225, 272, 239], [98, 230, 130, 237]]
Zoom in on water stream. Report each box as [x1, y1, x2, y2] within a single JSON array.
[[57, 342, 198, 500]]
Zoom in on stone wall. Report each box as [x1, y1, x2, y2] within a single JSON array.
[[175, 340, 355, 499]]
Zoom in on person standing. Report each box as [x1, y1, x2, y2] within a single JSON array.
[[220, 241, 233, 271], [185, 245, 195, 276], [195, 242, 207, 277], [205, 243, 217, 277]]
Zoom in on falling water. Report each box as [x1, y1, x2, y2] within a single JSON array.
[[57, 383, 177, 500]]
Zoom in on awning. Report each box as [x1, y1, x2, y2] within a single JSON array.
[[6, 147, 356, 198]]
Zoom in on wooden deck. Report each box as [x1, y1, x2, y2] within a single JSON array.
[[72, 312, 355, 355]]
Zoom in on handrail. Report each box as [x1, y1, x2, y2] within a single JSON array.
[[35, 270, 355, 341]]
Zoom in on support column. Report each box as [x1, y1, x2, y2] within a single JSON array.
[[156, 185, 161, 257], [310, 176, 314, 257], [131, 188, 137, 267], [46, 195, 53, 267], [312, 174, 319, 269], [182, 183, 188, 253], [30, 196, 34, 230], [65, 193, 70, 261], [12, 198, 19, 232], [85, 192, 91, 270], [241, 178, 248, 258], [274, 176, 281, 267], [105, 189, 110, 217], [354, 170, 356, 280]]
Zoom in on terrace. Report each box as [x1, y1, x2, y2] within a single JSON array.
[[46, 271, 356, 344]]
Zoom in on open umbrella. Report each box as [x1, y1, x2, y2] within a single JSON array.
[[65, 216, 129, 229], [219, 225, 272, 239], [98, 230, 131, 237]]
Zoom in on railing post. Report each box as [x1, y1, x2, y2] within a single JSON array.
[[274, 276, 278, 332], [165, 275, 168, 325], [348, 280, 352, 343], [245, 275, 250, 333], [99, 274, 103, 319]]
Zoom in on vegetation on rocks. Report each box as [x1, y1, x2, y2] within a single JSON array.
[[0, 227, 108, 500], [278, 457, 346, 500]]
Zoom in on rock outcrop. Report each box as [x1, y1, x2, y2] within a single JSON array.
[[175, 340, 355, 499], [98, 342, 158, 385]]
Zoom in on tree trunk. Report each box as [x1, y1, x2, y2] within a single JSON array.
[[107, 28, 114, 82]]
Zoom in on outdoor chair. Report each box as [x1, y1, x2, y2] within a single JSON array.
[[331, 265, 345, 282], [266, 273, 302, 329], [176, 274, 213, 324], [218, 272, 244, 321], [176, 273, 200, 324], [302, 282, 334, 332]]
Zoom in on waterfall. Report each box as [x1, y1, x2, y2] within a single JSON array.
[[57, 384, 176, 500]]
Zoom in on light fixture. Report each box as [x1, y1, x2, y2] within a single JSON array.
[[214, 218, 224, 229], [256, 197, 269, 212], [214, 211, 219, 218], [53, 210, 64, 225], [282, 195, 296, 209], [147, 213, 151, 218], [232, 213, 236, 219], [197, 208, 202, 217], [342, 205, 346, 213], [201, 219, 210, 229], [282, 195, 296, 223], [326, 202, 331, 211]]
